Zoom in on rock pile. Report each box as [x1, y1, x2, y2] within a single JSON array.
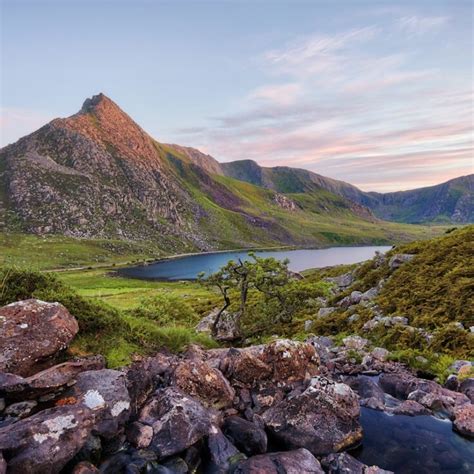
[[0, 299, 472, 473]]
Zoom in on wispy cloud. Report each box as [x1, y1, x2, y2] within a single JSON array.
[[173, 10, 471, 192], [397, 15, 449, 36]]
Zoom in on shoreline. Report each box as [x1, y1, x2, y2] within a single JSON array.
[[46, 242, 393, 274]]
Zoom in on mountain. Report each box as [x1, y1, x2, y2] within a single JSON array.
[[198, 158, 473, 224], [0, 94, 445, 252]]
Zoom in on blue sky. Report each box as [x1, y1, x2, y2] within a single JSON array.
[[1, 0, 472, 191]]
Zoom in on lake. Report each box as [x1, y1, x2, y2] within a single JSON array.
[[117, 246, 391, 281]]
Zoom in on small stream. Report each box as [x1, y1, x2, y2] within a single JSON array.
[[352, 407, 474, 473]]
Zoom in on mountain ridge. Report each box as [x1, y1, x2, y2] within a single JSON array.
[[170, 147, 473, 224], [0, 94, 462, 252]]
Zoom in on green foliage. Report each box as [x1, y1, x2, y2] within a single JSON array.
[[377, 226, 474, 329], [388, 349, 455, 384], [131, 293, 198, 326], [0, 266, 216, 366]]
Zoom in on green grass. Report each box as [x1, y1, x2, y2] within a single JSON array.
[[0, 267, 218, 367], [0, 233, 168, 271]]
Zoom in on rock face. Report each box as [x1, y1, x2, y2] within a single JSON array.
[[0, 300, 79, 376], [262, 377, 362, 455]]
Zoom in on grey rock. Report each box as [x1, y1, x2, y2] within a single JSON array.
[[388, 253, 415, 270], [318, 307, 336, 318]]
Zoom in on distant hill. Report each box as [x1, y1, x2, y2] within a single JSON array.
[[0, 94, 451, 253]]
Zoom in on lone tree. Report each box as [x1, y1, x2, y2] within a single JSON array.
[[199, 253, 310, 337]]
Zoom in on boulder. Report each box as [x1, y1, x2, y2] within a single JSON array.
[[171, 359, 235, 409], [0, 405, 93, 473], [338, 291, 363, 308], [233, 448, 324, 474], [220, 347, 272, 388], [125, 421, 153, 448], [380, 372, 469, 417], [344, 376, 385, 411], [0, 356, 105, 401], [371, 347, 389, 362], [391, 400, 429, 416], [360, 287, 378, 301], [262, 377, 362, 456], [260, 339, 320, 384], [67, 369, 131, 439], [388, 254, 414, 270], [124, 352, 173, 417], [207, 426, 243, 472], [223, 415, 267, 456], [460, 378, 474, 403], [196, 308, 242, 341], [318, 307, 336, 318], [304, 320, 314, 332], [71, 461, 100, 474], [321, 452, 393, 474], [453, 404, 474, 438], [343, 336, 369, 351], [138, 387, 220, 458], [0, 300, 79, 376], [326, 272, 354, 290]]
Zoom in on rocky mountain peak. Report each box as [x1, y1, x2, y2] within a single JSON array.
[[80, 92, 110, 112]]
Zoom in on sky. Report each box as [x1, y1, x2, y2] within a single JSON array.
[[1, 0, 473, 192]]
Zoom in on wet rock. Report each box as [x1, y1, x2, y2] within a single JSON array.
[[453, 404, 474, 438], [261, 339, 320, 384], [220, 348, 272, 388], [0, 356, 105, 401], [223, 415, 267, 456], [196, 308, 242, 341], [171, 359, 235, 409], [138, 387, 220, 458], [0, 299, 79, 376], [318, 307, 336, 318], [67, 369, 131, 439], [233, 448, 324, 474], [388, 254, 415, 270], [262, 376, 362, 456], [392, 400, 430, 416], [380, 372, 469, 417], [126, 421, 153, 448], [345, 376, 385, 411], [207, 426, 243, 472]]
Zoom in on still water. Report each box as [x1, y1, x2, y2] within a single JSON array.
[[118, 246, 391, 281], [353, 408, 474, 473]]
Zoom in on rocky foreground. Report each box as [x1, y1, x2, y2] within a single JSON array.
[[0, 299, 472, 473]]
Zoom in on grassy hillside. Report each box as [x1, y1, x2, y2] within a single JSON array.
[[299, 226, 474, 377]]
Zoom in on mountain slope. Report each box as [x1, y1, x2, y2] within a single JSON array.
[[0, 94, 442, 251], [210, 159, 473, 224]]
